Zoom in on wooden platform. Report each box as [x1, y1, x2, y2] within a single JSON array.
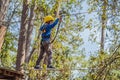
[[0, 67, 24, 80]]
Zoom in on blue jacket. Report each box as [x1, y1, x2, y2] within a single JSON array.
[[40, 18, 59, 41]]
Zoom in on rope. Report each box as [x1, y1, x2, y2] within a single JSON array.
[[31, 67, 111, 71], [50, 20, 61, 44], [50, 0, 62, 44], [31, 67, 93, 71]]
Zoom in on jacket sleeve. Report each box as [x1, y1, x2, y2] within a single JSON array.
[[48, 18, 59, 29], [40, 25, 45, 31]]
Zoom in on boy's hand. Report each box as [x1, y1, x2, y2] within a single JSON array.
[[57, 15, 62, 22], [59, 15, 62, 22]]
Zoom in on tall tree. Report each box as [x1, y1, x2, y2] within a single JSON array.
[[0, 26, 6, 52], [0, 0, 10, 25], [0, 0, 10, 52], [85, 0, 120, 79], [25, 0, 35, 63], [100, 0, 107, 53], [16, 0, 28, 72]]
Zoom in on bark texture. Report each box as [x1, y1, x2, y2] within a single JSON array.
[[0, 25, 6, 52], [16, 0, 28, 72], [0, 0, 10, 52], [25, 2, 35, 63]]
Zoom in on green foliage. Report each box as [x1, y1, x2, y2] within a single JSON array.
[[1, 0, 120, 79], [0, 31, 16, 68]]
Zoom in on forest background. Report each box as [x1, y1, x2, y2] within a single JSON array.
[[0, 0, 120, 80]]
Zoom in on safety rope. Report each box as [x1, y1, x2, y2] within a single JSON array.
[[50, 20, 61, 44], [50, 0, 62, 44]]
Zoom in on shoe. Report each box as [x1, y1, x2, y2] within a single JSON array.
[[47, 65, 55, 69], [34, 65, 42, 69]]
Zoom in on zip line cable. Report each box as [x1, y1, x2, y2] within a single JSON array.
[[30, 67, 98, 71]]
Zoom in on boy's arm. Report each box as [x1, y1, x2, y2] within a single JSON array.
[[40, 25, 44, 31], [49, 18, 59, 29]]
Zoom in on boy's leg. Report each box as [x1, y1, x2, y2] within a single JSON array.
[[35, 42, 45, 68], [47, 45, 52, 66], [43, 55, 48, 66], [44, 41, 53, 68]]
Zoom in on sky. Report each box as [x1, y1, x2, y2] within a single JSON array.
[[79, 0, 99, 56]]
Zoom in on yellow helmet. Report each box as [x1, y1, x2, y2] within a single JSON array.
[[44, 15, 54, 23]]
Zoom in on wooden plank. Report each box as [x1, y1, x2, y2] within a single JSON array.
[[4, 71, 13, 77], [0, 79, 10, 80], [0, 67, 24, 79], [0, 69, 2, 73], [0, 67, 24, 76]]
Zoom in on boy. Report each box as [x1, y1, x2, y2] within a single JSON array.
[[34, 15, 61, 69]]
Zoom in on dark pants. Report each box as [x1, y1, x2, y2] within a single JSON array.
[[35, 40, 52, 66]]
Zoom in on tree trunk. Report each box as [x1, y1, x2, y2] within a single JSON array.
[[25, 1, 35, 63], [0, 0, 10, 52], [0, 25, 7, 52], [0, 0, 10, 25], [100, 0, 107, 54], [27, 31, 41, 63], [16, 0, 28, 72]]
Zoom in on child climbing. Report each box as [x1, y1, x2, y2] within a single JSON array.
[[34, 15, 62, 69]]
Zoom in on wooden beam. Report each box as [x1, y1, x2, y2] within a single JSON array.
[[0, 67, 24, 79]]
